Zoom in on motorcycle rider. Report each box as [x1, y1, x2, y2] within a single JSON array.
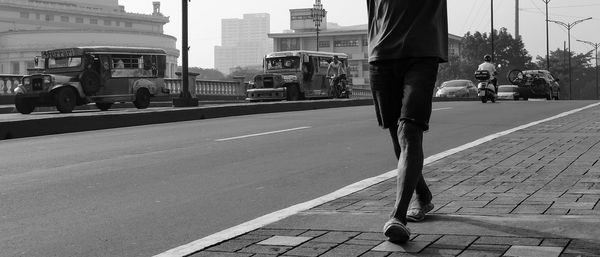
[[478, 54, 498, 93], [327, 55, 347, 94]]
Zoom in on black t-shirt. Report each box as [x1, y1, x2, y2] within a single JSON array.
[[367, 0, 448, 63]]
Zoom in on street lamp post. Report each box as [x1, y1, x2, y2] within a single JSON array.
[[577, 39, 600, 99], [543, 0, 551, 70], [173, 0, 198, 107], [311, 0, 326, 51], [548, 17, 592, 100]]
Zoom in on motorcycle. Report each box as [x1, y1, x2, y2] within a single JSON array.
[[330, 74, 349, 98], [474, 70, 497, 103]]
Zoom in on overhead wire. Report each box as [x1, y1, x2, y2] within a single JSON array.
[[465, 1, 487, 33], [461, 1, 478, 34]]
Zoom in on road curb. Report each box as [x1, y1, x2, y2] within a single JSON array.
[[0, 99, 373, 140]]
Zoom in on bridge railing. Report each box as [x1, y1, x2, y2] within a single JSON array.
[[350, 85, 371, 99], [164, 79, 247, 98], [0, 75, 23, 95], [2, 73, 368, 101]]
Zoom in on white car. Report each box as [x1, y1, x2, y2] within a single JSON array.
[[497, 85, 526, 100], [435, 80, 477, 98]]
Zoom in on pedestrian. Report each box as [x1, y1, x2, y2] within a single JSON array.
[[366, 0, 448, 243]]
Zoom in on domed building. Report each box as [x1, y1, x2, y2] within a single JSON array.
[[0, 0, 179, 77]]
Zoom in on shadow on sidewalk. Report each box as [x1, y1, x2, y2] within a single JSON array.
[[424, 214, 599, 254]]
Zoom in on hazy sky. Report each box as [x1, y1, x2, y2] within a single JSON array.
[[119, 0, 600, 68]]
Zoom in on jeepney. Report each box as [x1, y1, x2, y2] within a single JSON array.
[[14, 46, 170, 114], [246, 51, 349, 101]]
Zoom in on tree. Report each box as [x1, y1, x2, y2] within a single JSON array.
[[438, 28, 534, 86], [227, 66, 263, 82], [177, 66, 226, 80], [460, 28, 535, 84], [536, 49, 595, 99]]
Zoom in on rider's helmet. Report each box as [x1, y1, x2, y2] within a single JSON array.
[[484, 54, 492, 62]]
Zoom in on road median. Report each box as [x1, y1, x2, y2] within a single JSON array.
[[0, 99, 373, 140]]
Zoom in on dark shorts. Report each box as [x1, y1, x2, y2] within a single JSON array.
[[369, 58, 439, 131]]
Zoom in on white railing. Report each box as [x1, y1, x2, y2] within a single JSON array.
[[0, 75, 22, 95], [349, 85, 371, 99], [2, 74, 367, 100], [164, 79, 247, 97]]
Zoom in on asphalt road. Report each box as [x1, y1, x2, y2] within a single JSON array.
[[0, 100, 596, 257]]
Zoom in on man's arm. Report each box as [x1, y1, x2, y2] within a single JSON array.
[[327, 63, 332, 77]]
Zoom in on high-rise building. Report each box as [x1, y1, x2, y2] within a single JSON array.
[[0, 0, 179, 77], [214, 13, 273, 74]]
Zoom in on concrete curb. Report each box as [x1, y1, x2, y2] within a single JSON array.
[[0, 99, 373, 140]]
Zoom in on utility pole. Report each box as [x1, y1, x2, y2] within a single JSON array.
[[491, 0, 494, 61], [515, 0, 519, 38], [564, 41, 566, 69], [577, 39, 600, 99], [548, 17, 592, 100], [543, 0, 550, 70]]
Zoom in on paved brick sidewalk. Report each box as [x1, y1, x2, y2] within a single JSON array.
[[189, 106, 600, 257]]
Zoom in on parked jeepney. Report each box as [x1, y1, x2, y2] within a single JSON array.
[[246, 51, 349, 101], [14, 46, 170, 114]]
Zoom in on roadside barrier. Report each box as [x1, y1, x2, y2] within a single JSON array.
[[164, 78, 247, 97], [0, 74, 22, 95]]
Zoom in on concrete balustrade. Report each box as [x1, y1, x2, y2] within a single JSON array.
[[0, 75, 23, 95], [1, 74, 369, 101], [0, 76, 246, 98], [164, 79, 247, 97], [350, 87, 371, 99]]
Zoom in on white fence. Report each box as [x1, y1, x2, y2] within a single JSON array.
[[0, 75, 22, 95], [164, 79, 247, 97], [1, 75, 370, 100]]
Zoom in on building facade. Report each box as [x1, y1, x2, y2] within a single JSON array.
[[269, 10, 462, 87], [0, 0, 179, 77], [214, 13, 272, 75]]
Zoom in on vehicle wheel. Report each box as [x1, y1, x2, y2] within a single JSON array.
[[286, 85, 300, 101], [491, 96, 496, 103], [55, 87, 77, 113], [95, 102, 113, 111], [480, 96, 487, 103], [79, 70, 101, 95], [15, 94, 35, 114], [133, 88, 151, 109]]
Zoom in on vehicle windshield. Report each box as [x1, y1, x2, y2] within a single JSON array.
[[442, 81, 468, 88], [48, 56, 82, 69], [498, 86, 518, 92], [266, 57, 300, 70]]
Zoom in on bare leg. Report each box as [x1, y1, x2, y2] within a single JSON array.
[[388, 120, 431, 224]]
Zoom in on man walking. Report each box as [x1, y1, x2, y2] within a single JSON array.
[[367, 0, 448, 243]]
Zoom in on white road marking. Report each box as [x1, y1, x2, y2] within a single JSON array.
[[154, 102, 600, 257], [215, 126, 312, 142], [432, 107, 453, 111]]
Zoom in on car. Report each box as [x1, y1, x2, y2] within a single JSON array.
[[435, 79, 477, 98], [497, 85, 528, 100], [509, 70, 560, 100]]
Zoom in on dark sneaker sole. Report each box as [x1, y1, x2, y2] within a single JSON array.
[[383, 222, 410, 243]]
